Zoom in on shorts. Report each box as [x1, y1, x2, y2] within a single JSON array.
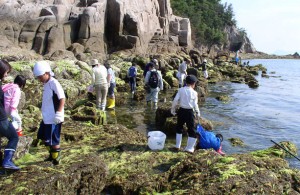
[[37, 121, 61, 146]]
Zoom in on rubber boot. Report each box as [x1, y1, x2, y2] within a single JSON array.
[[184, 137, 197, 153], [175, 134, 182, 150], [107, 98, 115, 109], [51, 148, 61, 165], [44, 146, 53, 162], [2, 149, 20, 170], [153, 102, 158, 110]]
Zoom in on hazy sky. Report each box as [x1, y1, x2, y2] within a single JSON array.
[[220, 0, 300, 55]]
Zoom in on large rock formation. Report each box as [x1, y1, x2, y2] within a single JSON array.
[[0, 0, 192, 60]]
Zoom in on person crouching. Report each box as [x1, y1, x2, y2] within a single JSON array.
[[196, 124, 225, 155]]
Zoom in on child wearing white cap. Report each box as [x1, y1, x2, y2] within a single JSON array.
[[33, 61, 65, 165]]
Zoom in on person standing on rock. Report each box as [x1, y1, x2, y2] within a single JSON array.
[[127, 62, 138, 98], [105, 62, 116, 109], [171, 75, 200, 153], [144, 62, 163, 108], [0, 60, 20, 170], [176, 58, 190, 88], [2, 75, 27, 136], [90, 59, 108, 111], [199, 59, 208, 79], [33, 61, 65, 165]]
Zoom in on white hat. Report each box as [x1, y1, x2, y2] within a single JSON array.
[[203, 59, 207, 63], [90, 59, 99, 66], [152, 59, 158, 65], [33, 61, 53, 77]]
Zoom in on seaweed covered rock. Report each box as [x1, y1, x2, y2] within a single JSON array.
[[71, 105, 107, 125], [1, 155, 108, 194]]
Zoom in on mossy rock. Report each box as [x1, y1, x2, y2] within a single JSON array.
[[71, 105, 107, 125], [229, 137, 244, 146]]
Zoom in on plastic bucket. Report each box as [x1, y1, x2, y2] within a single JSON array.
[[147, 131, 166, 150]]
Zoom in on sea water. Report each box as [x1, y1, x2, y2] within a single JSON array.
[[203, 59, 300, 169]]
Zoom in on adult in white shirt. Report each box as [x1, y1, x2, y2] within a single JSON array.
[[176, 58, 191, 88], [90, 59, 108, 111]]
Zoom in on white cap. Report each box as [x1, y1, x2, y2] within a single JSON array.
[[203, 59, 207, 63], [33, 61, 53, 77], [90, 59, 99, 66], [152, 59, 158, 65]]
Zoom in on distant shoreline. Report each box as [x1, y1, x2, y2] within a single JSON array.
[[240, 52, 300, 60]]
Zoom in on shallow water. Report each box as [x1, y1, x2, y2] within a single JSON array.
[[113, 59, 300, 169]]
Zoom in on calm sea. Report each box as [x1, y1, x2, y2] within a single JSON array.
[[203, 59, 300, 169]]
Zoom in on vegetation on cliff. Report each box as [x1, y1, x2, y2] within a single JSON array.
[[171, 0, 245, 49]]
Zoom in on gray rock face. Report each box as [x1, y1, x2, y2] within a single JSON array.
[[0, 0, 192, 60], [224, 25, 256, 53]]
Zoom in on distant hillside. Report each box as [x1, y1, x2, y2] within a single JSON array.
[[171, 0, 256, 53]]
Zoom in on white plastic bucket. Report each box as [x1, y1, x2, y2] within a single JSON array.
[[147, 131, 166, 150]]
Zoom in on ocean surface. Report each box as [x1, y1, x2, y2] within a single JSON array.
[[202, 59, 300, 169], [114, 59, 300, 169]]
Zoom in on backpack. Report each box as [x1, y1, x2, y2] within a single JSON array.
[[148, 71, 159, 88], [129, 66, 136, 78]]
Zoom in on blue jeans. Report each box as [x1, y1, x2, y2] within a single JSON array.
[[0, 119, 19, 150]]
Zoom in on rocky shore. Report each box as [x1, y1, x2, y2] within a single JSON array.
[[0, 52, 300, 194]]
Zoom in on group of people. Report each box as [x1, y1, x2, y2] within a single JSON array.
[[0, 56, 222, 171], [0, 60, 66, 170]]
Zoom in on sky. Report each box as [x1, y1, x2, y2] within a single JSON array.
[[220, 0, 300, 55]]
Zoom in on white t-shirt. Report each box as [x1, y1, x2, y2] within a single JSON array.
[[41, 77, 65, 124]]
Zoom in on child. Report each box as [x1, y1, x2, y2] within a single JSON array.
[[176, 58, 190, 88], [171, 75, 200, 153], [33, 61, 65, 165], [2, 75, 26, 136], [105, 62, 116, 109], [0, 59, 20, 170], [127, 62, 138, 98], [196, 124, 225, 155]]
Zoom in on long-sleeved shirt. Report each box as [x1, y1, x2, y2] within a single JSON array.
[[2, 83, 22, 128], [92, 65, 108, 85], [171, 86, 200, 116]]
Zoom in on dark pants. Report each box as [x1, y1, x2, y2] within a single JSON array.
[[129, 77, 136, 92], [176, 108, 197, 138], [0, 119, 19, 150]]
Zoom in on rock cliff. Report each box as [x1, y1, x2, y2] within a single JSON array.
[[0, 0, 192, 61]]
